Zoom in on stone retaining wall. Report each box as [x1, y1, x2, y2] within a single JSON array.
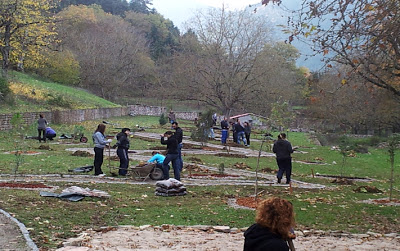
[[0, 105, 199, 131]]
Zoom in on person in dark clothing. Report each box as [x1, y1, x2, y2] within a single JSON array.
[[172, 122, 183, 171], [244, 197, 295, 251], [37, 114, 47, 142], [160, 131, 180, 180], [220, 117, 229, 144], [273, 133, 295, 184], [235, 119, 247, 145], [244, 122, 251, 146], [113, 128, 131, 176]]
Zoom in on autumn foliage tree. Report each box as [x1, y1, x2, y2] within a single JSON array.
[[264, 0, 400, 97], [0, 0, 57, 77]]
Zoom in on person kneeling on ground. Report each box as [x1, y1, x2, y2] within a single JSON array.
[[160, 131, 180, 180], [244, 197, 296, 251], [113, 128, 131, 176], [45, 127, 56, 140], [147, 151, 166, 170]]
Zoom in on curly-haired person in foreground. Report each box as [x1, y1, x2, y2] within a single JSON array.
[[244, 197, 296, 251]]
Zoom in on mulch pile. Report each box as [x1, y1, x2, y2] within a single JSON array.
[[232, 162, 251, 170], [71, 150, 93, 157], [236, 197, 257, 209], [354, 186, 383, 193], [259, 167, 276, 173], [331, 178, 354, 185]]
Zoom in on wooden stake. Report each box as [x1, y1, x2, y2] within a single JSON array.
[[311, 168, 315, 178]]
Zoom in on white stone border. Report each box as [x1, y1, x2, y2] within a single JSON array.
[[0, 208, 38, 251]]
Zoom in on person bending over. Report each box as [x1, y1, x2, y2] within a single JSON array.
[[45, 127, 56, 140], [244, 197, 296, 251], [147, 151, 166, 170]]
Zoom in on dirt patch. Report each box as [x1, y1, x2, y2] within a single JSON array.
[[354, 186, 383, 193], [38, 145, 51, 150], [71, 150, 93, 157], [232, 162, 252, 170], [0, 182, 52, 189], [215, 153, 247, 158], [184, 164, 210, 173], [259, 167, 276, 173], [360, 198, 400, 207], [236, 197, 257, 209], [331, 178, 354, 185]]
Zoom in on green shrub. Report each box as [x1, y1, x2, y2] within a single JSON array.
[[38, 50, 80, 85], [159, 113, 167, 126]]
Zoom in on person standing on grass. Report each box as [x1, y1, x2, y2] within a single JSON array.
[[220, 117, 229, 144], [244, 197, 296, 251], [244, 122, 251, 146], [172, 121, 183, 171], [160, 131, 180, 180], [235, 119, 247, 146], [37, 114, 47, 142], [114, 128, 131, 176], [92, 124, 112, 177], [273, 133, 295, 184], [168, 110, 176, 124]]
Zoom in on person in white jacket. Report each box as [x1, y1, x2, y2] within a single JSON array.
[[92, 124, 112, 176]]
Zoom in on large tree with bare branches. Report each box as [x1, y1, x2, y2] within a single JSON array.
[[264, 0, 400, 97]]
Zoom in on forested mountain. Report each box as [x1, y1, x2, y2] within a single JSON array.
[[1, 0, 399, 133]]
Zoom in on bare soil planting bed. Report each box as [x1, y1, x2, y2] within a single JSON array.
[[188, 173, 240, 178], [0, 182, 52, 189]]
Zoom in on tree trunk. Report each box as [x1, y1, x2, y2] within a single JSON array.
[[1, 23, 12, 79]]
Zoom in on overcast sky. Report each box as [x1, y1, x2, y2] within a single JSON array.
[[151, 0, 263, 29]]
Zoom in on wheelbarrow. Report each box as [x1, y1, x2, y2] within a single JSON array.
[[130, 163, 163, 181]]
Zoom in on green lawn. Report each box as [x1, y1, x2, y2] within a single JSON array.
[[0, 115, 399, 250]]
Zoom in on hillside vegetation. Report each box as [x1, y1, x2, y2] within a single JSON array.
[[0, 71, 119, 113]]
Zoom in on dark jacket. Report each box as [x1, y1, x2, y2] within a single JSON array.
[[244, 224, 289, 251], [221, 120, 229, 130], [115, 132, 130, 150], [235, 123, 244, 133], [161, 135, 178, 154], [273, 139, 293, 160], [174, 127, 183, 144], [244, 125, 251, 134]]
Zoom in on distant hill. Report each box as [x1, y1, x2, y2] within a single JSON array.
[[244, 3, 325, 71], [0, 71, 120, 114]]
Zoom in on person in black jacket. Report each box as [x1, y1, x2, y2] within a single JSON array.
[[244, 197, 296, 251], [273, 133, 295, 184], [172, 122, 183, 171], [114, 128, 131, 176], [160, 131, 180, 180]]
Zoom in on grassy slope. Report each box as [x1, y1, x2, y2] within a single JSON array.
[[0, 71, 119, 113]]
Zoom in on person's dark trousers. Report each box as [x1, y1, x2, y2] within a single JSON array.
[[162, 153, 180, 180], [245, 133, 250, 145], [46, 133, 56, 140], [117, 148, 129, 176], [177, 143, 183, 171], [94, 147, 104, 175], [221, 129, 228, 144], [38, 129, 46, 142], [276, 158, 292, 183], [233, 132, 237, 143]]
